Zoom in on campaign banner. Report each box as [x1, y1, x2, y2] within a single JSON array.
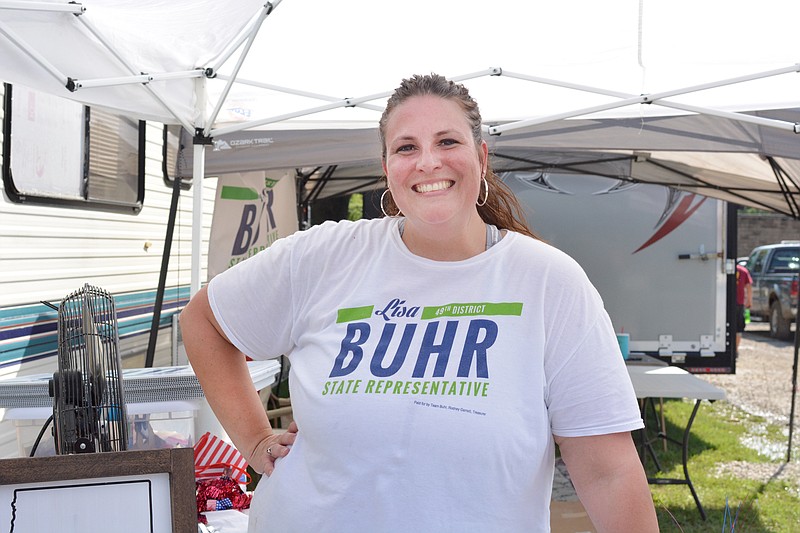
[[207, 171, 298, 279]]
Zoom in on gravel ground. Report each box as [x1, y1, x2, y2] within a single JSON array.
[[701, 322, 800, 492]]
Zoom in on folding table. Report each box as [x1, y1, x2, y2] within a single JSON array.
[[626, 362, 726, 520]]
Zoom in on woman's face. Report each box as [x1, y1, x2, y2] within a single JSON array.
[[382, 95, 487, 227]]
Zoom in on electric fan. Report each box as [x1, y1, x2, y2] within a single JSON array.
[[48, 283, 128, 454]]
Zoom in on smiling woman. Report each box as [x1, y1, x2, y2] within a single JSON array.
[[180, 73, 658, 533], [378, 74, 536, 262], [380, 92, 487, 260]]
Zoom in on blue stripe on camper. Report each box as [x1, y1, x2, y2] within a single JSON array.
[[0, 287, 190, 368]]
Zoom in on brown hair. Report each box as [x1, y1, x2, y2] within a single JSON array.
[[378, 73, 537, 239]]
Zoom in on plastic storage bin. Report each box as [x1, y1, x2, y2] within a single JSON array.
[[0, 360, 280, 457], [9, 402, 200, 457]]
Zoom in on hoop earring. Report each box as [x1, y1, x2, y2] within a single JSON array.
[[476, 177, 489, 207], [381, 189, 402, 217]]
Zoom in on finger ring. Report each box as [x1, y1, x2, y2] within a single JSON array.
[[267, 446, 274, 458]]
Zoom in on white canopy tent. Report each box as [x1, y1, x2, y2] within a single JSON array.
[[4, 1, 800, 227], [2, 0, 800, 457]]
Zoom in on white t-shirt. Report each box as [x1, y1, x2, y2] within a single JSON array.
[[208, 217, 643, 533]]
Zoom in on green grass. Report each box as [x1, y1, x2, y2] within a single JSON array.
[[645, 398, 800, 532], [347, 193, 364, 221]]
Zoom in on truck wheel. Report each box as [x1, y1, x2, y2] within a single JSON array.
[[770, 301, 792, 340]]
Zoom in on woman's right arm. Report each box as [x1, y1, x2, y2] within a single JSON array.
[[180, 286, 297, 475]]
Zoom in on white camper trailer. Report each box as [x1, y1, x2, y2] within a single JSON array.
[[504, 172, 735, 373], [0, 83, 216, 458]]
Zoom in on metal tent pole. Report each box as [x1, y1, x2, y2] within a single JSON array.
[[190, 72, 209, 298], [144, 174, 182, 368], [203, 3, 275, 136], [789, 275, 800, 461], [191, 140, 207, 297]]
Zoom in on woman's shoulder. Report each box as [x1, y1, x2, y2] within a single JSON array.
[[504, 231, 577, 264], [300, 217, 392, 239], [286, 217, 395, 252], [501, 231, 594, 285]]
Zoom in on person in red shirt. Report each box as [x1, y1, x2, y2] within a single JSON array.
[[736, 263, 753, 351]]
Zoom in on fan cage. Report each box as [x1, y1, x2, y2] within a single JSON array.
[[52, 284, 128, 454]]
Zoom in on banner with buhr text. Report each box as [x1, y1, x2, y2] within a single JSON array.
[[207, 171, 298, 280]]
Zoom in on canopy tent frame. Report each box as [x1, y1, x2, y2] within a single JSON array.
[[639, 156, 800, 217], [205, 65, 800, 139], [766, 157, 800, 219], [1, 1, 798, 143], [192, 65, 800, 144], [285, 149, 800, 219], [296, 165, 384, 227], [213, 73, 387, 115], [0, 3, 195, 133], [488, 66, 800, 135], [0, 0, 280, 134]]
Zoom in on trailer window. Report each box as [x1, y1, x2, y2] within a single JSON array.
[[2, 84, 145, 214]]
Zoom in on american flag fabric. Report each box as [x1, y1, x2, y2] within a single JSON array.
[[194, 431, 250, 483]]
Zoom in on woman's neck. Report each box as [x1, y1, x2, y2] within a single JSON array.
[[400, 216, 488, 261]]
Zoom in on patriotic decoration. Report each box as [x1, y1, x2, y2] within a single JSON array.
[[214, 498, 233, 511], [196, 477, 253, 525], [194, 431, 250, 483]]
